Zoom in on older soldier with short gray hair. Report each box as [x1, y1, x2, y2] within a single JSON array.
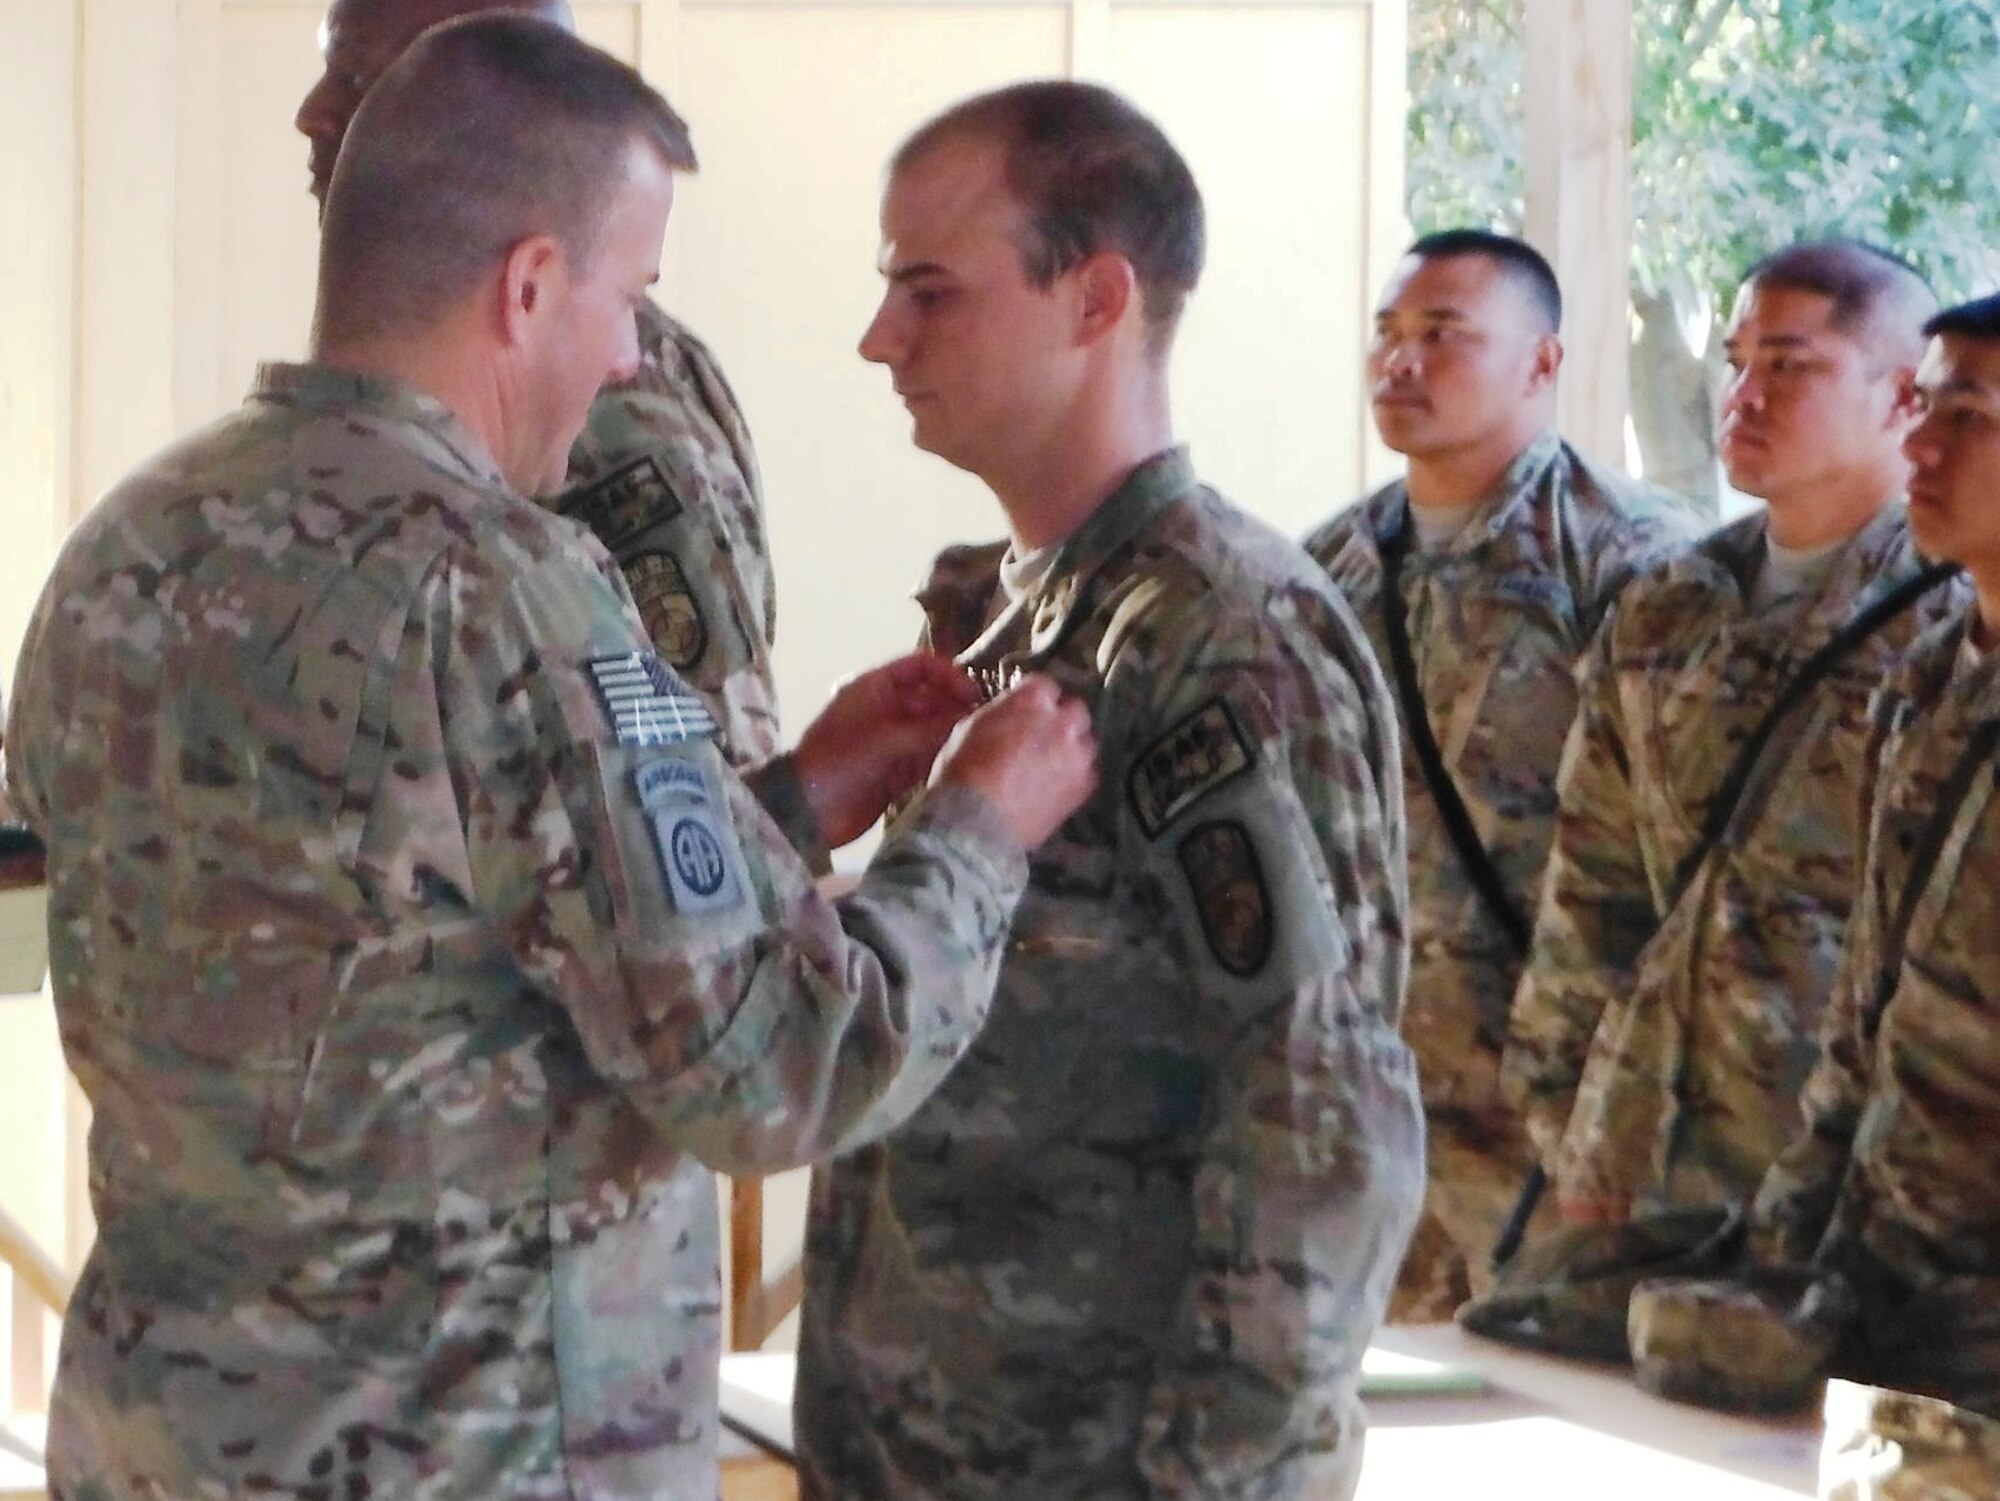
[[10, 18, 1097, 1498], [796, 81, 1421, 1501], [301, 0, 785, 764]]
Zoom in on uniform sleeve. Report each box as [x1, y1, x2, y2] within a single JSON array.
[[1749, 689, 1901, 1264], [408, 542, 1025, 1175], [1115, 619, 1422, 1499], [4, 589, 53, 835], [1502, 616, 1661, 1174], [567, 318, 782, 765]]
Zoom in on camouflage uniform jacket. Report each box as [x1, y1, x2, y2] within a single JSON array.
[[562, 300, 780, 765], [1754, 605, 2000, 1283], [1505, 504, 1967, 1214], [796, 449, 1424, 1501], [8, 364, 1030, 1501], [1303, 433, 1691, 1131]]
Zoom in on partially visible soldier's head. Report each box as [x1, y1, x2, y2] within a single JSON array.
[[313, 15, 695, 490], [1367, 230, 1564, 475], [298, 0, 576, 206], [859, 81, 1204, 484], [1718, 240, 1935, 513], [1903, 292, 2000, 575]]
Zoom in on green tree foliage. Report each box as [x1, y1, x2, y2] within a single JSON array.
[[1409, 0, 2000, 503]]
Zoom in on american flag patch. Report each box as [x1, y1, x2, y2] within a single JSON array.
[[587, 652, 719, 747]]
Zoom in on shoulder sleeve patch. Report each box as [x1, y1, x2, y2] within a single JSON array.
[[624, 550, 708, 671], [1177, 820, 1272, 977], [1128, 697, 1254, 837], [561, 454, 686, 552], [633, 753, 744, 914]]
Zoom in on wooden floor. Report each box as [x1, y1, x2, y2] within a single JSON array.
[[721, 1453, 799, 1501]]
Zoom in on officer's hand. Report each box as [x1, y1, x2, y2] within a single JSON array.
[[792, 653, 982, 848], [931, 674, 1097, 849]]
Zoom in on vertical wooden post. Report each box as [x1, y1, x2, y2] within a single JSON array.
[[1523, 0, 1633, 470]]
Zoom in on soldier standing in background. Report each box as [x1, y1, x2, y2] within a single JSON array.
[[10, 20, 1096, 1497], [298, 0, 783, 763], [1505, 241, 1960, 1230], [1304, 230, 1693, 1319], [794, 82, 1422, 1501], [1749, 291, 2000, 1428]]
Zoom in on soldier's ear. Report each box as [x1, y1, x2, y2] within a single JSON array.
[[1073, 252, 1137, 348], [1529, 333, 1564, 393], [498, 233, 566, 347], [1888, 367, 1923, 427]]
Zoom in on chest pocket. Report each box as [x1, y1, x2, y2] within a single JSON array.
[[1622, 629, 1776, 846], [1408, 572, 1580, 866]]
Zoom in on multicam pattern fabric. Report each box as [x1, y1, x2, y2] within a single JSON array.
[[1305, 433, 1693, 1314], [1505, 504, 1968, 1219], [1820, 1382, 2000, 1500], [796, 448, 1424, 1501], [562, 299, 780, 765], [7, 363, 1031, 1501], [1750, 608, 2000, 1416]]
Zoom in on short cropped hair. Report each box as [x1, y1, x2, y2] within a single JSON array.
[[1741, 239, 1937, 368], [894, 81, 1205, 355], [1924, 292, 2000, 343], [316, 14, 696, 345], [1407, 229, 1562, 334]]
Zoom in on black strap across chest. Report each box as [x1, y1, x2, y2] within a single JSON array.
[[1658, 560, 1959, 914]]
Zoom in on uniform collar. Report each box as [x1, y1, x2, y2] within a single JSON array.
[[250, 362, 510, 492], [1750, 499, 1920, 632], [958, 446, 1196, 665], [1374, 429, 1562, 561]]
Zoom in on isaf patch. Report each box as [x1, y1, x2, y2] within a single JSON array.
[[633, 756, 742, 914], [1177, 820, 1272, 977], [1129, 698, 1253, 836], [560, 455, 685, 551], [627, 550, 708, 669], [587, 652, 719, 747]]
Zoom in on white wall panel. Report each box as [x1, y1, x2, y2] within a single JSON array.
[[1106, 2, 1377, 537]]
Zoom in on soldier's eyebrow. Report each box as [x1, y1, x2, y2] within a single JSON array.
[[1375, 306, 1471, 327], [884, 262, 950, 285]]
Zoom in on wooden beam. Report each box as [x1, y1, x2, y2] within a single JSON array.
[[1523, 0, 1633, 470]]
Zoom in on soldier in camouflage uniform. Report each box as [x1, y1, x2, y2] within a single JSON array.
[[1745, 294, 2000, 1420], [1304, 230, 1693, 1320], [1504, 242, 1959, 1230], [11, 23, 1098, 1499], [298, 0, 782, 765], [794, 84, 1423, 1501]]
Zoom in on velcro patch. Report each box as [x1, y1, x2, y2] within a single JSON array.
[[1177, 820, 1272, 977], [1129, 698, 1253, 836], [633, 753, 742, 914], [588, 653, 719, 747], [561, 455, 686, 551]]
